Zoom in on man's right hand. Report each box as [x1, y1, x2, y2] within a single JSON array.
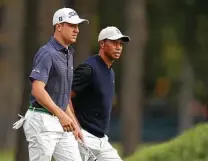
[[57, 111, 76, 132]]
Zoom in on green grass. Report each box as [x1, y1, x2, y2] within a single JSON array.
[[112, 143, 123, 156], [112, 142, 155, 158], [125, 123, 208, 161], [0, 150, 14, 161], [0, 142, 149, 161], [1, 144, 123, 161]]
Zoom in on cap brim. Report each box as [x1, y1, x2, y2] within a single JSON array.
[[108, 34, 130, 42], [65, 18, 89, 24]]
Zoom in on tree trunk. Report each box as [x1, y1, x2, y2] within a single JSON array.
[[15, 0, 39, 160], [61, 0, 74, 7], [121, 0, 148, 157], [0, 0, 25, 149], [73, 0, 98, 66], [178, 55, 194, 132], [178, 1, 196, 133], [38, 0, 61, 45]]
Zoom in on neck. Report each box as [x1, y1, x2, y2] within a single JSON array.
[[98, 50, 113, 68], [53, 33, 70, 48]]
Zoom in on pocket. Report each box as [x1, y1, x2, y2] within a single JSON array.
[[23, 111, 44, 139], [81, 129, 101, 150], [42, 114, 64, 132]]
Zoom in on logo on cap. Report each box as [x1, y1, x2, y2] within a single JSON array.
[[59, 17, 62, 22], [68, 11, 78, 18], [116, 28, 121, 34]]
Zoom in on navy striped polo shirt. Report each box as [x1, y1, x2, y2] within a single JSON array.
[[29, 36, 74, 111]]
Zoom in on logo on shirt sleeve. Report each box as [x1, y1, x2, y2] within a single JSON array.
[[32, 69, 40, 73]]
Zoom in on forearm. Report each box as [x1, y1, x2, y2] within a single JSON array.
[[69, 91, 81, 126], [65, 103, 80, 127]]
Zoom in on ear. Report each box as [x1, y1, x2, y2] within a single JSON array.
[[56, 24, 62, 32], [99, 41, 104, 48]]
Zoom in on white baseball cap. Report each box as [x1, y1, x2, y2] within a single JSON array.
[[53, 8, 89, 25], [98, 26, 130, 42]]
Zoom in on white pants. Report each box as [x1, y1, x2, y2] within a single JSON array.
[[23, 110, 82, 161], [80, 129, 122, 161]]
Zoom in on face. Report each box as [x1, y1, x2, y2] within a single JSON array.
[[101, 39, 123, 60], [56, 23, 79, 45]]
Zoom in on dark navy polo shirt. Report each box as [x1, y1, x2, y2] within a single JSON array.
[[29, 36, 74, 111], [72, 55, 115, 137]]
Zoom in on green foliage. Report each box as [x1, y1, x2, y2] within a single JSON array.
[[125, 123, 208, 161]]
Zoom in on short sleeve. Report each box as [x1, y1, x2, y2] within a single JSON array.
[[29, 52, 52, 84], [72, 64, 93, 94]]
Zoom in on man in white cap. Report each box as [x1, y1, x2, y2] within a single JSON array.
[[71, 26, 130, 160], [13, 8, 88, 161]]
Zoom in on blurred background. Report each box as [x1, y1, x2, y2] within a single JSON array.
[[1, 0, 208, 160]]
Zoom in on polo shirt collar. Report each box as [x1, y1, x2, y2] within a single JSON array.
[[49, 36, 65, 50], [49, 36, 74, 54]]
